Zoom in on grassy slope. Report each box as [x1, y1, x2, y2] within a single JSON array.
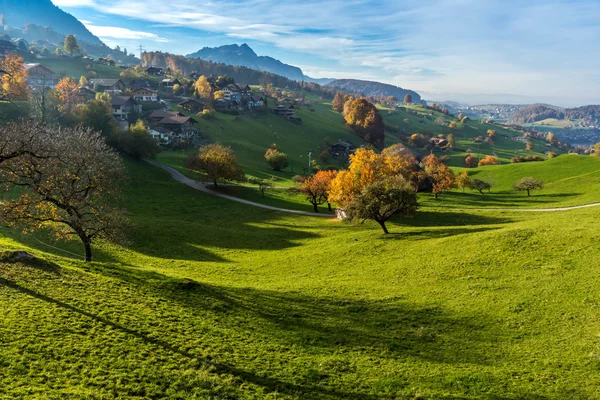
[[1, 159, 600, 398], [43, 58, 123, 80]]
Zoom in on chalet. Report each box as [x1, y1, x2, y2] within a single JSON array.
[[222, 84, 241, 102], [132, 88, 159, 102], [236, 84, 251, 96], [129, 78, 158, 90], [214, 99, 239, 110], [148, 110, 185, 124], [329, 140, 356, 159], [189, 72, 201, 80], [179, 99, 205, 113], [273, 103, 295, 119], [149, 127, 171, 143], [23, 63, 58, 88], [88, 79, 125, 94], [146, 66, 164, 77], [76, 86, 96, 101], [429, 137, 447, 147], [247, 95, 264, 109], [110, 96, 141, 121], [161, 78, 180, 88], [156, 115, 196, 134]]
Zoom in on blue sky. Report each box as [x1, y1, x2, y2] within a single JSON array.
[[53, 0, 600, 106]]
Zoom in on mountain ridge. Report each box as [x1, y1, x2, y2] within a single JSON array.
[[326, 79, 421, 103]]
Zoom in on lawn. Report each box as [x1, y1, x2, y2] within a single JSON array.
[[1, 158, 600, 398]]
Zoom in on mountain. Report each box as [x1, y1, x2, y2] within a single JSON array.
[[326, 79, 421, 103], [0, 0, 102, 45], [510, 104, 565, 124], [186, 43, 333, 84]]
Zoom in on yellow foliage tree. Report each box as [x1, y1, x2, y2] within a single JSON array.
[[194, 76, 213, 100], [0, 53, 28, 101], [55, 77, 81, 113]]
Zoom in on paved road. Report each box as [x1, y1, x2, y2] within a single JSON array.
[[148, 161, 600, 215], [147, 160, 332, 217]]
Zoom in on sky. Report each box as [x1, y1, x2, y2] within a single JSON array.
[[52, 0, 600, 106]]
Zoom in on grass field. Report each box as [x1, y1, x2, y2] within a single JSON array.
[[1, 158, 600, 398]]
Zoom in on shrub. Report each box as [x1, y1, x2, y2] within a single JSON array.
[[511, 155, 544, 163], [478, 155, 500, 167], [465, 155, 478, 168]]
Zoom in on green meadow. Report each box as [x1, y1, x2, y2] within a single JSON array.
[[2, 157, 600, 399]]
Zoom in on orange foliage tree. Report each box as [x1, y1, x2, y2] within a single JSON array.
[[0, 53, 28, 101], [478, 155, 500, 167], [55, 77, 82, 113], [297, 170, 338, 212], [343, 98, 385, 149], [422, 154, 455, 198], [465, 154, 478, 168]]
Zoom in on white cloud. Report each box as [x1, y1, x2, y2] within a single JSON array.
[[84, 23, 169, 43], [52, 0, 96, 6]]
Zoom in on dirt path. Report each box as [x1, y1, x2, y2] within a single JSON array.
[[147, 160, 332, 218], [148, 161, 600, 215]]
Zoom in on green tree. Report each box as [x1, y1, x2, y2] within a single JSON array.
[[470, 178, 492, 195], [186, 143, 244, 187], [75, 99, 118, 137], [111, 120, 160, 160], [264, 144, 289, 171], [344, 175, 418, 234], [514, 177, 544, 196], [63, 35, 80, 56]]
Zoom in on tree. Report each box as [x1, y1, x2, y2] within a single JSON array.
[[456, 171, 472, 192], [264, 144, 289, 171], [422, 154, 455, 198], [75, 98, 118, 137], [214, 90, 225, 100], [470, 179, 491, 195], [186, 143, 244, 187], [332, 91, 344, 112], [344, 175, 418, 234], [249, 178, 273, 197], [381, 143, 418, 180], [478, 155, 500, 167], [55, 77, 81, 113], [525, 141, 534, 151], [593, 142, 600, 156], [172, 83, 182, 95], [514, 177, 544, 196], [343, 98, 385, 149], [63, 35, 80, 56], [194, 76, 213, 100], [0, 53, 28, 101], [487, 129, 496, 140], [403, 94, 412, 104], [546, 132, 558, 146], [111, 120, 160, 159], [465, 154, 478, 168], [297, 170, 337, 212], [79, 75, 88, 87], [409, 133, 428, 147], [446, 133, 455, 149], [448, 121, 457, 129], [0, 123, 126, 262]]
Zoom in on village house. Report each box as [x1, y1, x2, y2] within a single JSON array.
[[110, 96, 141, 121], [273, 103, 296, 119], [129, 78, 158, 90], [178, 99, 205, 113], [148, 110, 186, 124], [132, 88, 159, 102], [189, 72, 201, 80], [88, 79, 126, 94], [76, 86, 96, 101], [214, 99, 239, 111], [157, 115, 196, 134], [145, 66, 164, 77], [247, 95, 264, 110], [161, 78, 180, 88], [23, 63, 58, 88], [429, 137, 448, 147], [236, 84, 251, 97], [329, 140, 356, 159], [222, 84, 241, 102]]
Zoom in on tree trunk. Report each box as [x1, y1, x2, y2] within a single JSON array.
[[213, 179, 218, 187], [527, 189, 531, 196], [377, 220, 389, 234], [434, 192, 438, 199], [327, 202, 332, 211], [312, 202, 319, 213], [83, 240, 92, 262]]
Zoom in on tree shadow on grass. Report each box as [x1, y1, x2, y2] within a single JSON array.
[[400, 211, 513, 227], [381, 227, 501, 241], [436, 192, 583, 209]]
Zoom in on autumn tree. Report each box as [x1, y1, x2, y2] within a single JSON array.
[[0, 123, 126, 262], [344, 175, 418, 234], [487, 129, 496, 140], [332, 91, 344, 112], [0, 53, 28, 101], [297, 170, 337, 212], [446, 133, 455, 149], [422, 154, 455, 198], [55, 77, 81, 113], [593, 142, 600, 156], [194, 76, 213, 100], [514, 177, 544, 196], [343, 98, 385, 149], [79, 75, 88, 87], [381, 143, 418, 180], [403, 94, 413, 104], [409, 133, 428, 147], [525, 141, 534, 151], [264, 144, 289, 171], [455, 171, 472, 192], [546, 132, 558, 146], [75, 98, 118, 136], [448, 121, 457, 129], [478, 155, 500, 167], [465, 154, 478, 168], [470, 178, 491, 195], [63, 35, 80, 56], [186, 143, 244, 187], [214, 90, 225, 100]]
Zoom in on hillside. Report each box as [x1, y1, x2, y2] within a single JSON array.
[[327, 79, 421, 103], [0, 0, 102, 45], [511, 104, 565, 124], [2, 158, 600, 398]]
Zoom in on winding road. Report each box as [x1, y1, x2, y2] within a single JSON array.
[[148, 160, 600, 216]]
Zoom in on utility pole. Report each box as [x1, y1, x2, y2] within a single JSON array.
[[138, 44, 145, 61], [308, 151, 312, 175]]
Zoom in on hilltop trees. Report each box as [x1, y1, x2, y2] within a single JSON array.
[[186, 143, 244, 187], [514, 177, 544, 196], [344, 175, 418, 234], [264, 144, 289, 171], [63, 35, 80, 56], [0, 122, 126, 262], [0, 53, 28, 101], [403, 94, 412, 104], [343, 98, 385, 149]]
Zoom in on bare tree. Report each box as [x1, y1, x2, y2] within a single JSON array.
[[0, 122, 127, 262]]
